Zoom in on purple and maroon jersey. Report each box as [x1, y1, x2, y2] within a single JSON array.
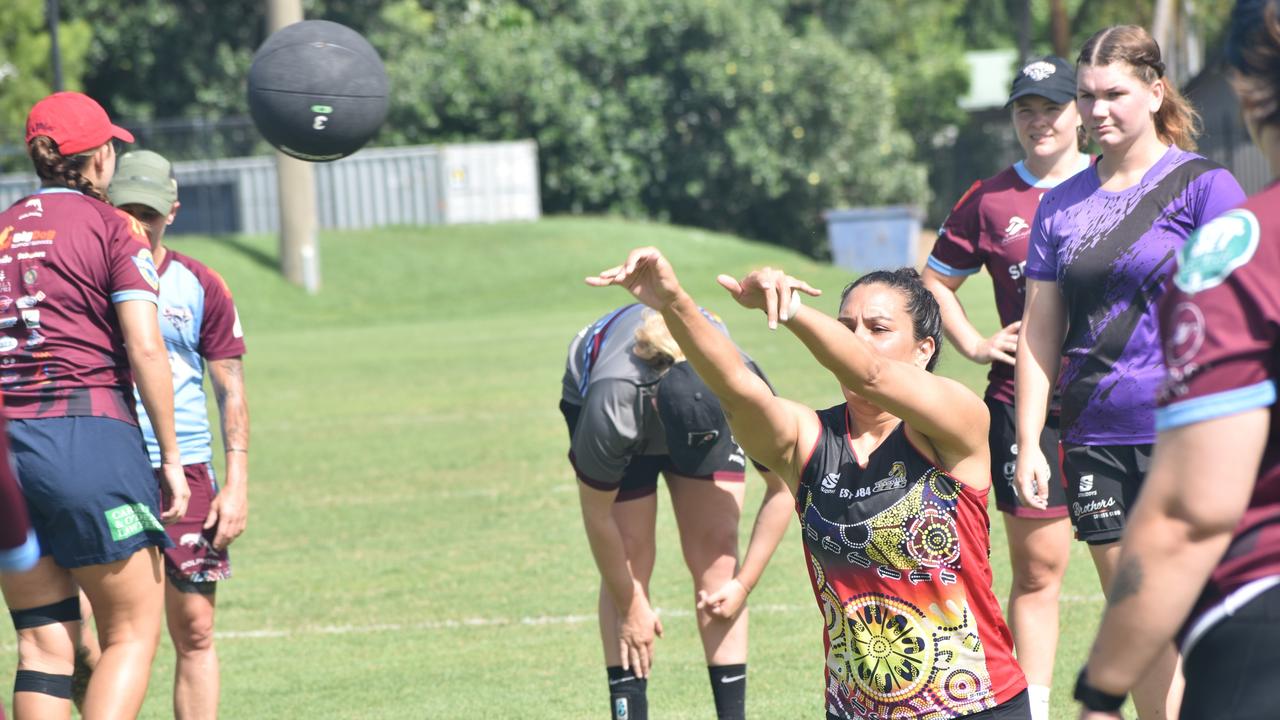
[[929, 158, 1088, 403], [1027, 147, 1245, 444], [0, 189, 160, 424], [1155, 181, 1280, 652], [798, 406, 1025, 719]]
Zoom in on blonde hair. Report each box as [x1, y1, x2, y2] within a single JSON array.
[[1078, 25, 1201, 151], [632, 309, 684, 366]]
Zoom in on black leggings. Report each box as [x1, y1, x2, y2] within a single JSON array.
[[1181, 582, 1280, 720]]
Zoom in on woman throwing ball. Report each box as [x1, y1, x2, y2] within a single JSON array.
[[589, 248, 1028, 719]]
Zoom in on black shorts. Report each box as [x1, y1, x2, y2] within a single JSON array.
[[1061, 443, 1152, 545], [559, 400, 747, 502], [986, 398, 1066, 519], [9, 416, 172, 568], [1181, 582, 1280, 720]]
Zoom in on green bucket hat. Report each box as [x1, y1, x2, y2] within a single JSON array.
[[110, 150, 177, 215]]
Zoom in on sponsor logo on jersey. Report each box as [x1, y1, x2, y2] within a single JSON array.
[[1002, 215, 1030, 243], [0, 227, 12, 251], [17, 199, 42, 221], [1174, 209, 1261, 294], [0, 337, 16, 353], [9, 230, 54, 249], [1165, 301, 1206, 368], [871, 461, 909, 493], [133, 248, 160, 292], [114, 209, 151, 243], [163, 306, 194, 331], [820, 472, 841, 493]]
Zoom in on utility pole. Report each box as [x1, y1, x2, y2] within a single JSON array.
[[47, 0, 63, 91], [266, 0, 320, 293]]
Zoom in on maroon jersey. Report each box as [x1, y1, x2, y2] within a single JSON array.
[[0, 189, 159, 423], [929, 159, 1087, 403], [1156, 180, 1280, 650]]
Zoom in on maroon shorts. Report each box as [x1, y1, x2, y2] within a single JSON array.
[[158, 462, 231, 584]]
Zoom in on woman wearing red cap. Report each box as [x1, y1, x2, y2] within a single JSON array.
[[0, 92, 188, 720]]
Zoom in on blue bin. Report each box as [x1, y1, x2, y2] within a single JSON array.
[[823, 205, 924, 272]]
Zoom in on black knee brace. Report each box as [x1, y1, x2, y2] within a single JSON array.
[[9, 596, 80, 630], [15, 669, 73, 699]]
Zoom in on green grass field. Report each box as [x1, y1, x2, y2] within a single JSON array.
[[1, 217, 1113, 718]]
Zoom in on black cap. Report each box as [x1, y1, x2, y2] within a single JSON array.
[[1007, 56, 1077, 106], [655, 362, 735, 477]]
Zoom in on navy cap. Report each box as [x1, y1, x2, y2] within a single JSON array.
[[1007, 56, 1077, 106], [655, 361, 736, 478]]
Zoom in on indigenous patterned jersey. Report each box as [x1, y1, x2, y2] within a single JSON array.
[[929, 158, 1089, 404], [798, 405, 1025, 719], [0, 189, 159, 423], [135, 250, 245, 466], [561, 304, 758, 489], [1026, 147, 1245, 444], [1155, 181, 1280, 650]]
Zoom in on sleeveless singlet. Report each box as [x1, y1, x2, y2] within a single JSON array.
[[797, 405, 1025, 719]]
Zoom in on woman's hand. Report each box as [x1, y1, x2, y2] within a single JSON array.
[[717, 268, 821, 329], [586, 247, 684, 311], [159, 461, 191, 524], [696, 578, 749, 619], [969, 321, 1021, 366], [618, 588, 664, 678], [1013, 443, 1051, 510]]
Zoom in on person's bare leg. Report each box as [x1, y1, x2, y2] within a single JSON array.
[[167, 581, 219, 719], [0, 556, 77, 720], [666, 475, 747, 666], [597, 493, 658, 666], [1090, 542, 1184, 719], [72, 588, 102, 710], [70, 547, 165, 720], [1004, 515, 1072, 718]]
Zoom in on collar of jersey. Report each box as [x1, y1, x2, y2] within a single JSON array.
[[35, 187, 84, 195], [1013, 154, 1091, 189]]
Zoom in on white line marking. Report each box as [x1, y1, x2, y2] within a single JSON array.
[[0, 594, 1106, 650]]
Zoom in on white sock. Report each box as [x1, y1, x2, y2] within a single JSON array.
[[1027, 684, 1051, 720]]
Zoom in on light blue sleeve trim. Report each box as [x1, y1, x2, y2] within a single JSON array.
[[111, 290, 158, 305], [0, 530, 40, 573], [926, 255, 981, 277], [1156, 380, 1277, 431]]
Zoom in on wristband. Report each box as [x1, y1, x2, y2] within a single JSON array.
[[1073, 667, 1126, 713]]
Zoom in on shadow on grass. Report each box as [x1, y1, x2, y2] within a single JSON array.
[[213, 234, 279, 272]]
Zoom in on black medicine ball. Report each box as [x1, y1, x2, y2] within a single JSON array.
[[247, 20, 389, 162]]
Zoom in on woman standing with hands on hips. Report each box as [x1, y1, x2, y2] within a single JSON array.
[[0, 92, 187, 720], [1014, 25, 1245, 719], [589, 248, 1029, 719], [922, 55, 1089, 720]]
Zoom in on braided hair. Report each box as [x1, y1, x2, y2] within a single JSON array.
[[27, 136, 109, 203]]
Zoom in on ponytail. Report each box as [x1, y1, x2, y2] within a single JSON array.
[[1154, 77, 1200, 151], [1078, 24, 1201, 150], [1228, 0, 1280, 130], [27, 136, 109, 203]]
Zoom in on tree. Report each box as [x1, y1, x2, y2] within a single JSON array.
[[373, 0, 927, 256], [0, 3, 91, 165]]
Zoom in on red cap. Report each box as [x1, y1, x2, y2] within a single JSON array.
[[25, 92, 134, 156]]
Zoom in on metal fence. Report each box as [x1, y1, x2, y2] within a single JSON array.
[[0, 140, 541, 235]]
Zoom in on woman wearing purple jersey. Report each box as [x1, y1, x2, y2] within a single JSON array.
[[0, 93, 188, 720], [1074, 3, 1280, 718], [1014, 25, 1246, 719], [922, 56, 1088, 720]]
